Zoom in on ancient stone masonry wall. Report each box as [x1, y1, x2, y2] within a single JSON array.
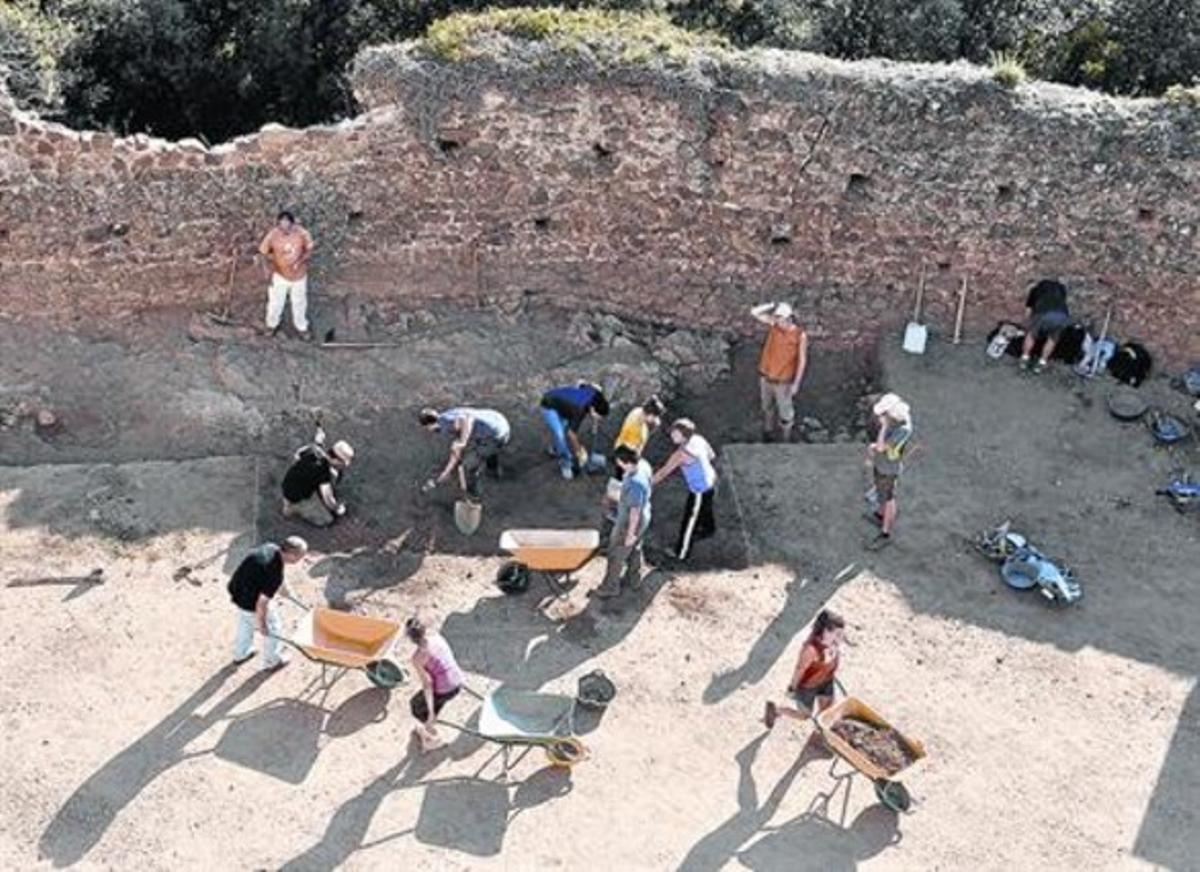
[[1, 42, 1198, 360]]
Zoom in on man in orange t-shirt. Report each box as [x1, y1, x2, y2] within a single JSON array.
[[751, 301, 808, 442], [258, 210, 315, 339]]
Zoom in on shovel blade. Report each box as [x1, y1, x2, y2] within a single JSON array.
[[453, 500, 483, 535], [902, 322, 927, 354]]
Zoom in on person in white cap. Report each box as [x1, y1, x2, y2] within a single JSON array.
[[281, 424, 354, 527], [865, 393, 913, 550], [751, 301, 808, 442]]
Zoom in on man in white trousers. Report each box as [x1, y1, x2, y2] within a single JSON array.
[[228, 536, 308, 670], [258, 210, 314, 339]]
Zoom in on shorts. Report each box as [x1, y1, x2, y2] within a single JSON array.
[[759, 377, 796, 425], [1031, 310, 1070, 340], [410, 686, 461, 722], [790, 679, 834, 712], [873, 469, 899, 502]]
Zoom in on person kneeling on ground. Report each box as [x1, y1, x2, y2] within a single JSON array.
[[539, 381, 610, 480], [418, 406, 511, 502], [281, 426, 354, 527], [406, 616, 465, 752], [602, 396, 665, 527], [764, 609, 845, 729], [228, 536, 308, 671], [865, 393, 913, 551], [1020, 279, 1070, 373], [653, 418, 718, 561], [751, 301, 808, 442], [596, 445, 654, 598]]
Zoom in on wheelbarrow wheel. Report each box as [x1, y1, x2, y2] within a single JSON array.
[[873, 778, 912, 813], [544, 737, 588, 768], [365, 658, 405, 689]]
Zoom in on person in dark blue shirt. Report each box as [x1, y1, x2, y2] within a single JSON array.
[[539, 381, 610, 479]]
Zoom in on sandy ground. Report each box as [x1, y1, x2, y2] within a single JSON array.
[[2, 318, 1199, 871]]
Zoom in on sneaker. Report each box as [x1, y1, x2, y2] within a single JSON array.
[[233, 650, 257, 665], [866, 532, 893, 552], [1019, 356, 1031, 371], [764, 701, 778, 729], [260, 654, 291, 672], [297, 330, 312, 342], [560, 466, 575, 481], [1034, 359, 1048, 373]]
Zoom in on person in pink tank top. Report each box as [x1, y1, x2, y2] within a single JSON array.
[[406, 616, 464, 751]]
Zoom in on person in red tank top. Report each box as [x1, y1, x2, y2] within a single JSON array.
[[763, 609, 845, 729]]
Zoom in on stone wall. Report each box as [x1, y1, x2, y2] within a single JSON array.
[[1, 41, 1197, 361]]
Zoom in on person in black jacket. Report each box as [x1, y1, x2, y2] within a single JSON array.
[[228, 536, 307, 670]]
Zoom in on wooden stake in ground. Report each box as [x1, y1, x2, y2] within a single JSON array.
[[953, 276, 968, 345], [1090, 305, 1113, 377]]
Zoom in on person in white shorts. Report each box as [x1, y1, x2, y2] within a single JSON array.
[[258, 210, 314, 339]]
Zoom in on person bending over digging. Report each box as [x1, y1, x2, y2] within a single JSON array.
[[281, 425, 354, 527], [596, 445, 654, 599], [764, 609, 846, 729], [1020, 279, 1070, 373], [653, 418, 718, 561], [865, 393, 913, 551], [539, 381, 610, 480], [228, 536, 308, 671], [419, 406, 511, 502], [751, 301, 808, 442], [406, 616, 465, 752], [602, 396, 666, 527], [258, 209, 315, 340]]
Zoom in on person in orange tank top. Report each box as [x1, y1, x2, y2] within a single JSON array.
[[258, 209, 315, 339], [751, 301, 808, 442], [763, 609, 845, 729]]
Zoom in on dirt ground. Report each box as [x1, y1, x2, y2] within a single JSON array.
[[2, 305, 1198, 871]]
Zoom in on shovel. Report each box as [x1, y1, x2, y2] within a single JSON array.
[[452, 468, 483, 535], [902, 264, 928, 354]]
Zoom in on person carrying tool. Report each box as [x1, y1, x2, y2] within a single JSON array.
[[228, 536, 308, 671], [764, 609, 845, 729], [1019, 279, 1070, 373], [418, 406, 511, 500], [751, 301, 808, 442], [281, 425, 354, 527], [405, 616, 465, 752], [596, 445, 654, 598], [653, 418, 718, 561], [258, 209, 315, 340], [539, 381, 610, 480], [603, 396, 666, 523], [865, 393, 913, 551]]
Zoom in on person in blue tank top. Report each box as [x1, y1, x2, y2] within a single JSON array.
[[539, 381, 610, 479], [418, 406, 511, 501]]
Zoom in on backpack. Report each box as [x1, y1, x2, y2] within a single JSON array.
[[1109, 342, 1153, 387]]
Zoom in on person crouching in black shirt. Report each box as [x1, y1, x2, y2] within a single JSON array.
[[281, 424, 355, 527]]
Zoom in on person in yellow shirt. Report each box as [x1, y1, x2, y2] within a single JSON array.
[[602, 396, 665, 529], [751, 302, 808, 442]]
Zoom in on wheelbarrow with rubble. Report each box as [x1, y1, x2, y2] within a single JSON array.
[[262, 598, 407, 690], [497, 529, 600, 597], [812, 696, 926, 814]]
